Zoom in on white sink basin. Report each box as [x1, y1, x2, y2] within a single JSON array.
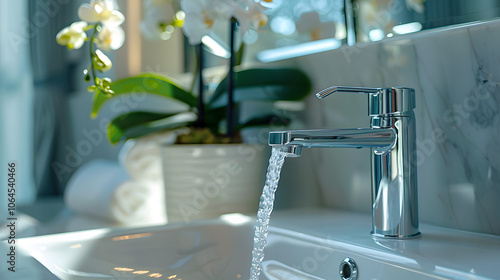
[[18, 209, 500, 280]]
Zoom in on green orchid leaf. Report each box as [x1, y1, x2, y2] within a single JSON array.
[[208, 68, 311, 109], [91, 73, 197, 118], [107, 111, 197, 144]]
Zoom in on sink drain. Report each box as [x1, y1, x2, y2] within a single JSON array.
[[339, 258, 358, 280]]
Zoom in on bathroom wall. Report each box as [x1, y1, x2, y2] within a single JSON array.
[[288, 19, 500, 235]]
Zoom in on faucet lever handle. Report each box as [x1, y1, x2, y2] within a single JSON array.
[[315, 86, 416, 116], [316, 86, 379, 99]]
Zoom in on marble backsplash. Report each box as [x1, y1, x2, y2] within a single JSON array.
[[289, 19, 500, 235]]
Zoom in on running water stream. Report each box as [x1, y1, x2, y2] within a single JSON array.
[[250, 147, 287, 280]]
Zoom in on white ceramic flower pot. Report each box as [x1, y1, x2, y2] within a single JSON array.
[[161, 144, 267, 223]]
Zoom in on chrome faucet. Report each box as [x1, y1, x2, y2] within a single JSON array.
[[269, 86, 420, 239]]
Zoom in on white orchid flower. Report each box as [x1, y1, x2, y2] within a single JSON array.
[[296, 11, 336, 41], [181, 0, 221, 44], [141, 0, 177, 40], [233, 0, 267, 39], [181, 0, 268, 45], [56, 21, 88, 50], [78, 0, 124, 26], [95, 25, 125, 51]]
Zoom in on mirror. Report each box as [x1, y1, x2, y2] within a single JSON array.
[[351, 0, 500, 43], [247, 0, 500, 62], [245, 0, 346, 62], [119, 0, 500, 70]]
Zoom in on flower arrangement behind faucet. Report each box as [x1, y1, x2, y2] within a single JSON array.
[[56, 0, 311, 145]]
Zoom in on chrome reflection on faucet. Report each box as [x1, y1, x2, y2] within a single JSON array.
[[269, 86, 420, 239]]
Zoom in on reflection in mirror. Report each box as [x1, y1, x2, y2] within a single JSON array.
[[134, 0, 500, 67], [352, 0, 500, 43], [251, 0, 346, 62], [135, 0, 347, 68]]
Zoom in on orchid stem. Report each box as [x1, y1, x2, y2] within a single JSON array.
[[196, 43, 205, 127], [226, 17, 237, 139], [89, 25, 99, 86], [88, 24, 108, 94], [189, 46, 198, 94]]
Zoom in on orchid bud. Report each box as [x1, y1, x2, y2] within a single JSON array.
[[93, 49, 112, 72]]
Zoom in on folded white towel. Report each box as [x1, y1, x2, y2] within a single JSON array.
[[64, 160, 160, 225], [119, 130, 177, 180]]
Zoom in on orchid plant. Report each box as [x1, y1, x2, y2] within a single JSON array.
[[57, 0, 311, 144]]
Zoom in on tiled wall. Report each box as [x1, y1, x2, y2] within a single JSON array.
[[291, 19, 500, 235]]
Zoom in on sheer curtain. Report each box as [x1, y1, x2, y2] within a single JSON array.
[[0, 0, 37, 211], [0, 0, 85, 215], [28, 0, 77, 196]]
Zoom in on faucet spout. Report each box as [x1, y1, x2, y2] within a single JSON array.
[[269, 128, 396, 150]]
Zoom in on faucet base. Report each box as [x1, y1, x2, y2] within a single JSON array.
[[371, 231, 421, 239]]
